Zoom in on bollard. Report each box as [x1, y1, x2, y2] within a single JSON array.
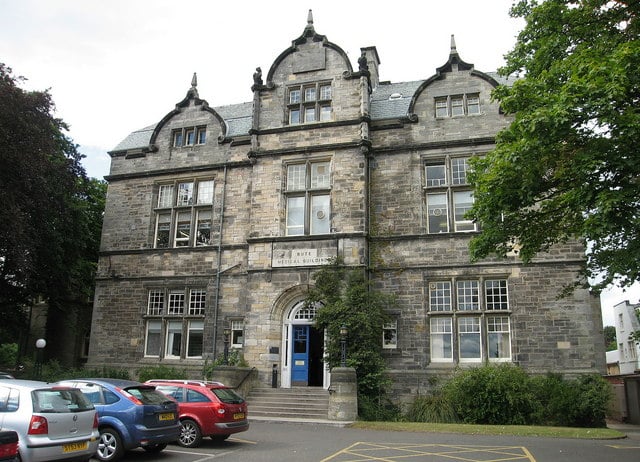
[[271, 364, 278, 388]]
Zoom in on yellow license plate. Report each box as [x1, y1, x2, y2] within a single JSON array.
[[159, 412, 175, 421], [233, 412, 245, 420], [63, 441, 88, 453]]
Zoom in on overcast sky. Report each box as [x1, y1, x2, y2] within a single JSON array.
[[1, 0, 637, 325]]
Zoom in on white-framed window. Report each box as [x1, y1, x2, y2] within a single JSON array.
[[434, 93, 481, 118], [285, 160, 331, 236], [383, 320, 398, 349], [144, 288, 206, 359], [172, 125, 207, 147], [231, 320, 244, 348], [429, 277, 511, 363], [424, 156, 477, 233], [154, 179, 214, 248], [287, 82, 332, 124]]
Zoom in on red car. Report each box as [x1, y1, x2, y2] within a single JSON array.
[[146, 380, 248, 448]]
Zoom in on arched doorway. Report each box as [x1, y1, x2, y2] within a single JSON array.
[[281, 301, 327, 388]]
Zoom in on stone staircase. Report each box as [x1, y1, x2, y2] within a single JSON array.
[[247, 386, 330, 420]]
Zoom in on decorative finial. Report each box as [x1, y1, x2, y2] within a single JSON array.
[[186, 72, 199, 99], [307, 9, 313, 26], [450, 34, 457, 52]]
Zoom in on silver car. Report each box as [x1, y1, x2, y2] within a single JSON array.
[[0, 380, 99, 462]]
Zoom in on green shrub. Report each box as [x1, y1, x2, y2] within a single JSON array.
[[358, 394, 402, 422], [137, 365, 187, 382], [443, 364, 536, 425], [405, 391, 458, 423], [0, 343, 18, 369]]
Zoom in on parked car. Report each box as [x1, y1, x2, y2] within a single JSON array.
[[0, 379, 99, 462], [0, 430, 18, 462], [55, 379, 180, 462], [146, 379, 249, 448], [0, 373, 14, 380]]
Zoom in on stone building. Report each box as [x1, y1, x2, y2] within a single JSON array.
[[88, 12, 605, 399]]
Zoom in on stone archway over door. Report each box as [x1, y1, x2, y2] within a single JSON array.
[[281, 301, 328, 388]]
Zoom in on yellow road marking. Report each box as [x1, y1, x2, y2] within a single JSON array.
[[322, 442, 537, 462]]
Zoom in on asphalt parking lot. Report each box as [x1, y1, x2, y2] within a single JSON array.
[[94, 420, 640, 462]]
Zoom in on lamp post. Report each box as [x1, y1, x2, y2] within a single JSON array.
[[223, 328, 230, 365], [339, 325, 348, 367], [35, 338, 46, 380]]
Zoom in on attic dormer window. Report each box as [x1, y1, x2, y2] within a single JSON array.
[[287, 82, 332, 125], [172, 126, 207, 147], [435, 94, 480, 118]]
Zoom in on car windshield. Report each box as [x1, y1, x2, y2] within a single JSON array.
[[32, 389, 94, 413], [211, 388, 244, 404], [126, 386, 174, 405]]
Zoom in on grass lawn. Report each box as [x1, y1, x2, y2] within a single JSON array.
[[349, 421, 626, 439]]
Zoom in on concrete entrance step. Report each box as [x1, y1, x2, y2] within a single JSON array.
[[247, 386, 329, 420]]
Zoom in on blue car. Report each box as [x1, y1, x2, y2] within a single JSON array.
[[55, 379, 180, 462]]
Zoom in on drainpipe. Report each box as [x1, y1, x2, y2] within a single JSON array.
[[212, 165, 228, 359]]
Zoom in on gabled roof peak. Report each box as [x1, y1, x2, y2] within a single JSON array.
[[186, 72, 199, 99]]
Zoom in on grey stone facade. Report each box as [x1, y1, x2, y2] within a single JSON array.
[[88, 13, 605, 402]]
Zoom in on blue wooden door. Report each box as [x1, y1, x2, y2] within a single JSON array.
[[291, 325, 309, 385]]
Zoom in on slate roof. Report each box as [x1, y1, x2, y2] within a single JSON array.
[[111, 73, 514, 153]]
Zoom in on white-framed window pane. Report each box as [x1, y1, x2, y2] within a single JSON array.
[[487, 316, 511, 360], [457, 280, 479, 311], [435, 98, 448, 117], [304, 107, 316, 122], [454, 190, 476, 232], [155, 214, 171, 248], [197, 180, 214, 204], [185, 129, 195, 146], [304, 87, 316, 102], [467, 95, 480, 114], [320, 85, 331, 100], [311, 161, 330, 188], [320, 105, 332, 121], [145, 320, 162, 357], [425, 163, 446, 187], [451, 96, 464, 116], [158, 185, 174, 208], [231, 320, 244, 347], [286, 196, 305, 236], [310, 195, 330, 234], [147, 290, 164, 315], [429, 282, 451, 311], [485, 280, 509, 310], [168, 291, 185, 315], [383, 320, 397, 349], [165, 320, 182, 358], [187, 320, 203, 358], [289, 89, 301, 104], [430, 317, 452, 361], [195, 210, 212, 246], [173, 130, 183, 147], [189, 289, 206, 315], [177, 182, 194, 206], [290, 108, 301, 125], [197, 127, 207, 144], [287, 164, 306, 191], [458, 317, 481, 360], [451, 158, 469, 185], [174, 211, 191, 247], [427, 193, 449, 233]]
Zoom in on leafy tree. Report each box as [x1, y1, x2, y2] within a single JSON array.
[[603, 325, 617, 351], [467, 1, 640, 297], [306, 258, 395, 401], [0, 63, 106, 361]]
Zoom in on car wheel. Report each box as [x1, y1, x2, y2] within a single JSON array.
[[211, 434, 230, 443], [143, 443, 167, 453], [178, 419, 203, 448], [96, 427, 124, 462]]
